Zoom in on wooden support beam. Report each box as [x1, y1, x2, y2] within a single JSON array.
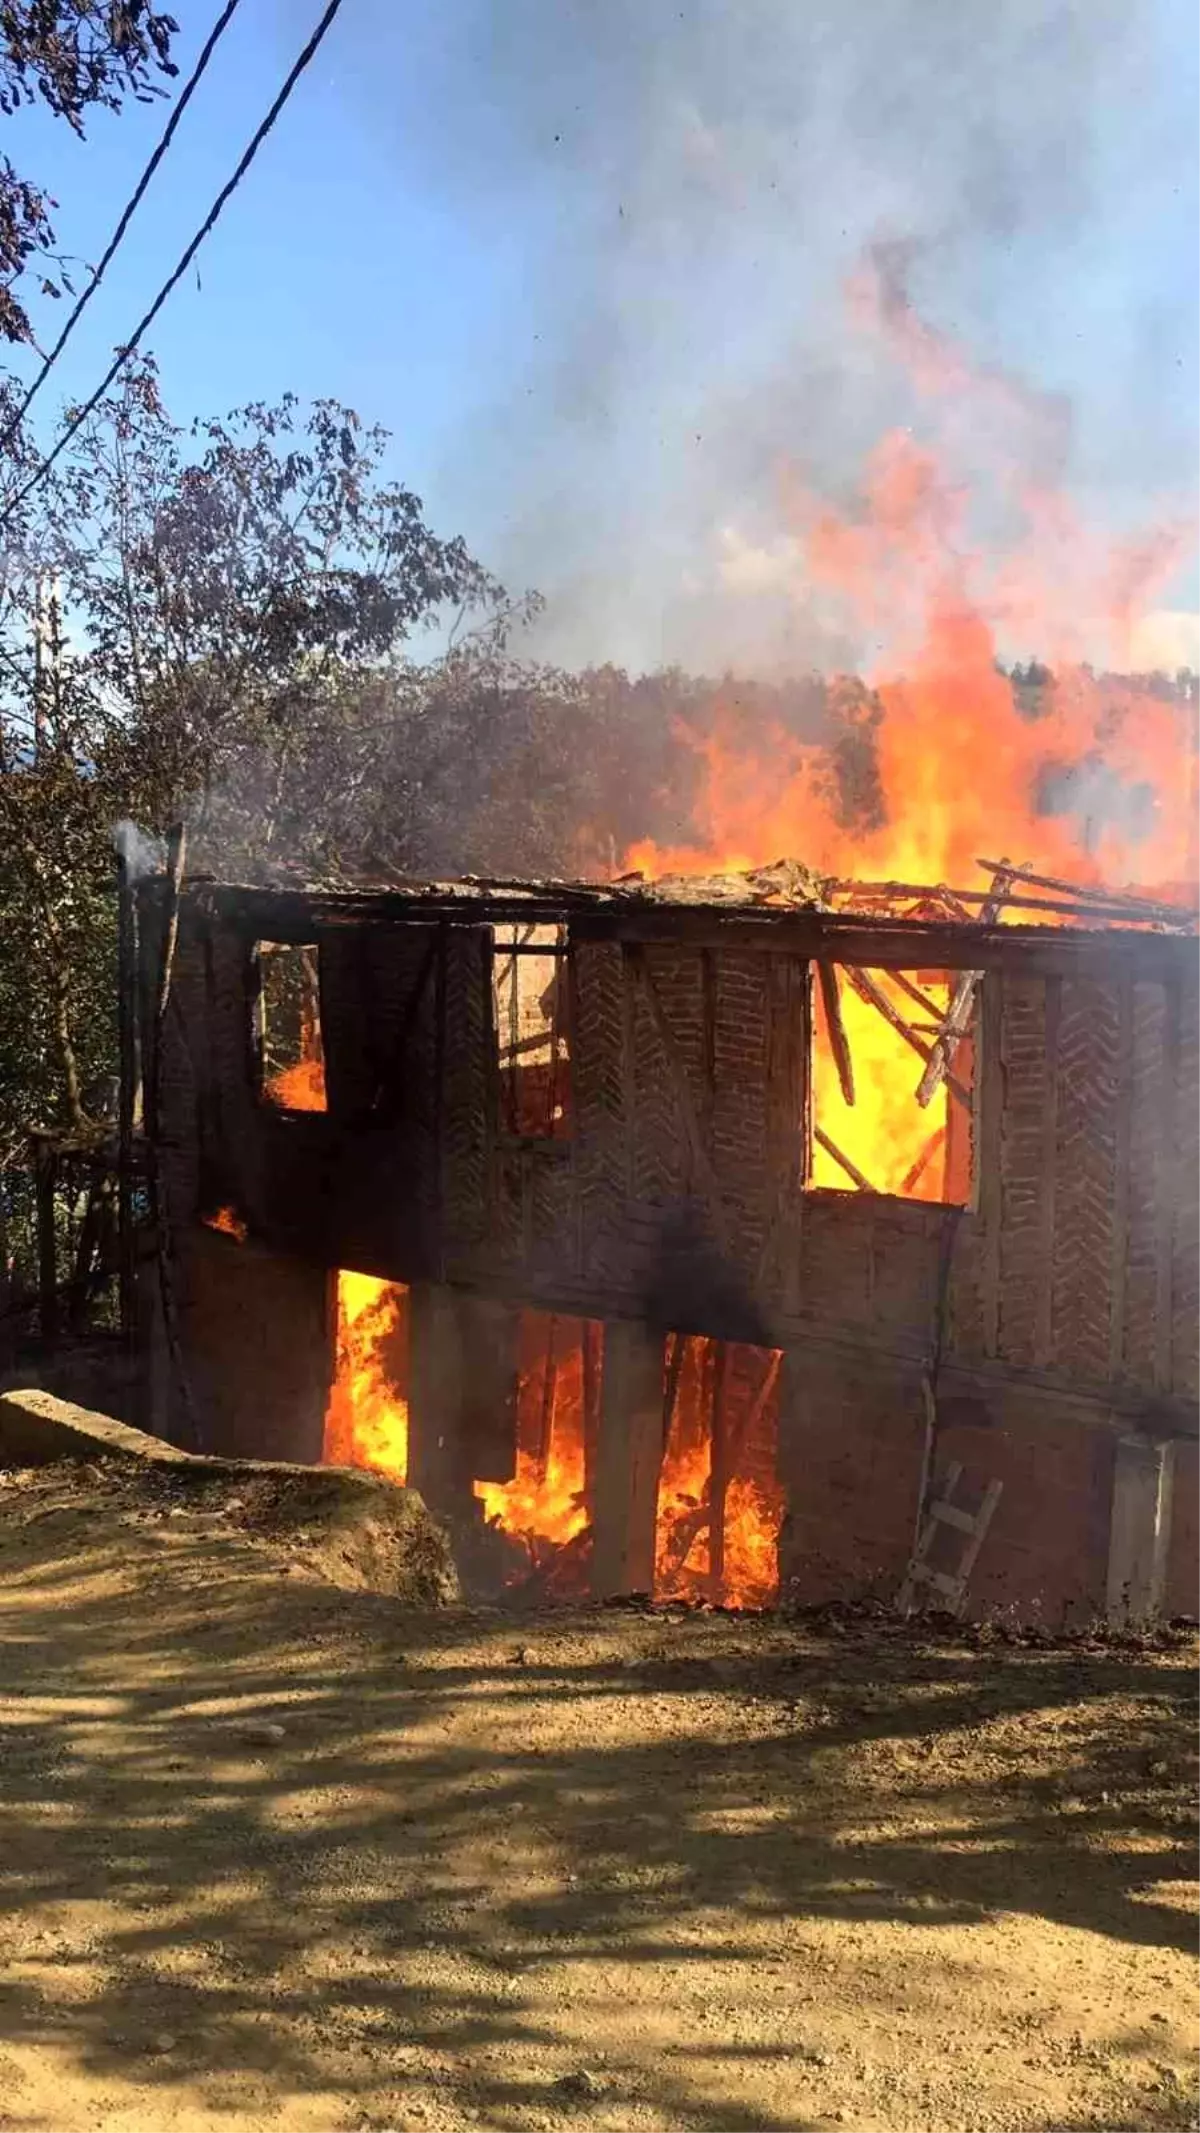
[[813, 1123, 875, 1193], [582, 1317, 602, 1513], [1106, 1435, 1175, 1625], [974, 859, 1196, 925], [889, 968, 948, 1021], [406, 1280, 469, 1514], [536, 1313, 559, 1478], [816, 961, 856, 1106], [916, 865, 1013, 1107], [459, 1295, 519, 1485], [592, 1318, 664, 1599], [662, 1329, 686, 1449], [842, 964, 971, 1111], [116, 840, 138, 1347], [900, 1126, 946, 1196]]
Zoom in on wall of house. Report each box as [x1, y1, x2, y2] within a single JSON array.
[[777, 1348, 1131, 1626], [1165, 1442, 1199, 1619], [170, 1227, 331, 1464], [144, 889, 1197, 1614], [151, 900, 1198, 1412]]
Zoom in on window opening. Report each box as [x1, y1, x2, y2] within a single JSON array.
[[809, 963, 975, 1205], [657, 1334, 784, 1610], [255, 942, 327, 1112], [490, 923, 571, 1139]]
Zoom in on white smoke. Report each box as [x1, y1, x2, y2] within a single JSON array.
[[338, 0, 1197, 675], [113, 821, 166, 880]]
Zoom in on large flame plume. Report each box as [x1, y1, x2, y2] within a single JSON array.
[[623, 261, 1197, 1203]]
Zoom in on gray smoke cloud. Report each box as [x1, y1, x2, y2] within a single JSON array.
[[338, 0, 1197, 674]]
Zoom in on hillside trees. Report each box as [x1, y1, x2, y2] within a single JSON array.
[[0, 359, 509, 1157]]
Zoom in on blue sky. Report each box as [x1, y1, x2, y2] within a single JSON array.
[[8, 0, 1198, 673]]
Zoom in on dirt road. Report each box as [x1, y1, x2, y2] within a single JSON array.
[[0, 1460, 1195, 2132]]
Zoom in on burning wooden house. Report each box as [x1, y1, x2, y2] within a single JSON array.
[[133, 859, 1198, 1623]]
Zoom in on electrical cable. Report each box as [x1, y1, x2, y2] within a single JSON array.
[[0, 0, 348, 529], [0, 0, 245, 451]]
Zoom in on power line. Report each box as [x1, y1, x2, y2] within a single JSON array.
[[1, 0, 245, 454], [0, 0, 348, 531]]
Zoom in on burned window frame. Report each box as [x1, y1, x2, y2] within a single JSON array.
[[802, 958, 982, 1210], [250, 939, 329, 1114], [487, 922, 573, 1147]]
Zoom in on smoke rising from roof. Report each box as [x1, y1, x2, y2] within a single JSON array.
[[346, 0, 1197, 675]]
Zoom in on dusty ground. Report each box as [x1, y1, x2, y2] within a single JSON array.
[[0, 1459, 1196, 2133]]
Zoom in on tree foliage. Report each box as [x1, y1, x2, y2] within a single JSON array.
[[0, 1, 178, 342], [0, 363, 509, 1164]]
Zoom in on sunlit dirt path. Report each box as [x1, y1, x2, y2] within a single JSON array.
[[0, 1460, 1195, 2133]]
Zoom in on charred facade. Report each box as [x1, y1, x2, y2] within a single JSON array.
[[136, 872, 1199, 1623]]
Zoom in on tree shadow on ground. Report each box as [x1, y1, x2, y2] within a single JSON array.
[[0, 1484, 1195, 2131]]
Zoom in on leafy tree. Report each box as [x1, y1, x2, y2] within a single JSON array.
[[40, 358, 509, 840], [0, 2, 178, 344], [0, 361, 507, 1179]]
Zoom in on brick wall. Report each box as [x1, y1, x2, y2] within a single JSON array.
[[777, 1351, 928, 1603], [1165, 1442, 1198, 1619], [775, 1345, 1193, 1626], [936, 1409, 1112, 1626], [175, 1228, 331, 1463]]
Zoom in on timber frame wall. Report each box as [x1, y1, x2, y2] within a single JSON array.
[[137, 875, 1200, 1617]]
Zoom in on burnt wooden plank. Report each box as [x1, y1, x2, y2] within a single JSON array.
[[172, 881, 1196, 985]]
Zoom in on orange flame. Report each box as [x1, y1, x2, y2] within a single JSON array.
[[627, 255, 1197, 900], [655, 1338, 785, 1611], [475, 1322, 589, 1556], [622, 294, 1197, 1203], [323, 1272, 408, 1481], [264, 989, 328, 1112], [202, 1204, 248, 1242], [475, 1323, 783, 1608], [264, 1055, 327, 1111]]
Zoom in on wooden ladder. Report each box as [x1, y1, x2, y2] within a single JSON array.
[[897, 1462, 1004, 1618]]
